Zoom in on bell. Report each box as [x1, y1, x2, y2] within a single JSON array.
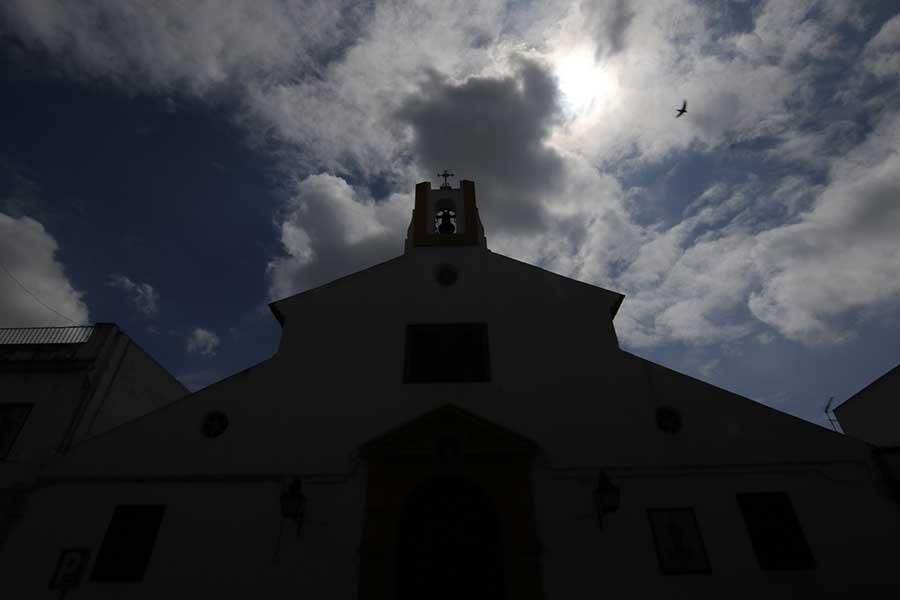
[[437, 210, 456, 234]]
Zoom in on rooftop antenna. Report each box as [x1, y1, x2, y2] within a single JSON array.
[[823, 396, 841, 433]]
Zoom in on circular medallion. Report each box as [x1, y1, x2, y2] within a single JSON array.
[[435, 264, 459, 286], [655, 406, 683, 434], [202, 411, 229, 438]]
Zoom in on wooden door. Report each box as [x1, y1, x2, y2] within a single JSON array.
[[396, 475, 505, 600]]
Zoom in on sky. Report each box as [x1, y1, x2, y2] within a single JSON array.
[[1, 0, 899, 428]]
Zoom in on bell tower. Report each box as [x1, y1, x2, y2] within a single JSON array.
[[405, 172, 487, 251]]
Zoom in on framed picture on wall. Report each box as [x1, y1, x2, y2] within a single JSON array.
[[647, 508, 711, 575]]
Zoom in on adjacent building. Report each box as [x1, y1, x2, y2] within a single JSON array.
[[835, 362, 900, 515], [0, 324, 187, 549], [836, 363, 900, 447], [0, 180, 898, 597]]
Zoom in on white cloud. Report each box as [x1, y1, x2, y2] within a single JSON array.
[[267, 173, 411, 299], [0, 213, 90, 327], [0, 0, 361, 96], [186, 327, 220, 356], [240, 0, 511, 177], [612, 198, 761, 348], [108, 274, 159, 316], [6, 0, 899, 356], [698, 357, 720, 379], [862, 13, 900, 79], [545, 0, 854, 167], [259, 2, 900, 352], [2, 0, 860, 177], [748, 110, 900, 344], [613, 107, 900, 348], [487, 149, 643, 287]]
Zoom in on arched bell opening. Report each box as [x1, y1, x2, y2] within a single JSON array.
[[434, 198, 459, 235], [435, 208, 457, 234]]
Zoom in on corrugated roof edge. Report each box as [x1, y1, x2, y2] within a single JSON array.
[[0, 325, 95, 345]]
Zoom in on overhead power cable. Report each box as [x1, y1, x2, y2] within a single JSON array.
[[0, 260, 81, 325]]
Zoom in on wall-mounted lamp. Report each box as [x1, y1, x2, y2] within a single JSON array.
[[280, 477, 307, 536], [594, 471, 620, 530]]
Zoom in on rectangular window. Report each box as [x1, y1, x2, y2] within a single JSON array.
[[647, 508, 711, 574], [0, 403, 33, 459], [91, 505, 166, 582], [737, 492, 814, 571], [404, 323, 490, 383]]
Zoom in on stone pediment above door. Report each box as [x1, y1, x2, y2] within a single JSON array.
[[356, 404, 545, 600], [357, 403, 540, 462]]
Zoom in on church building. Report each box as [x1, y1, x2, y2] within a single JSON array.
[[0, 178, 897, 597]]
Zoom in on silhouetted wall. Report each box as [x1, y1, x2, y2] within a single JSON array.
[[1, 247, 897, 597], [836, 364, 900, 446]]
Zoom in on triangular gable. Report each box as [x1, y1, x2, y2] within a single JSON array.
[[358, 403, 539, 460]]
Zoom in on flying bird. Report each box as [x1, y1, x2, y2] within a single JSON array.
[[675, 100, 687, 118]]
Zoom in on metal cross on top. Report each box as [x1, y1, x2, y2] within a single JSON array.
[[437, 170, 455, 187]]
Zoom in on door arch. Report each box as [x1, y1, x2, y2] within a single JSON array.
[[396, 475, 505, 600]]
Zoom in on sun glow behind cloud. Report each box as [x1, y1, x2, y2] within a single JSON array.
[[552, 45, 618, 120]]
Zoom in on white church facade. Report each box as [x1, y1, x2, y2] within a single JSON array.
[[1, 179, 898, 597]]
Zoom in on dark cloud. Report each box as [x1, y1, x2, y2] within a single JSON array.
[[0, 161, 43, 219], [397, 59, 565, 233]]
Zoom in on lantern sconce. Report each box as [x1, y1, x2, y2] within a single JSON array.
[[280, 477, 307, 536], [594, 471, 620, 530]]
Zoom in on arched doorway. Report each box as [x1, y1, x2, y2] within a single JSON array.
[[396, 475, 505, 600]]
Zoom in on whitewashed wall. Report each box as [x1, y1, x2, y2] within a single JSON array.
[[2, 246, 898, 596], [533, 462, 899, 597]]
